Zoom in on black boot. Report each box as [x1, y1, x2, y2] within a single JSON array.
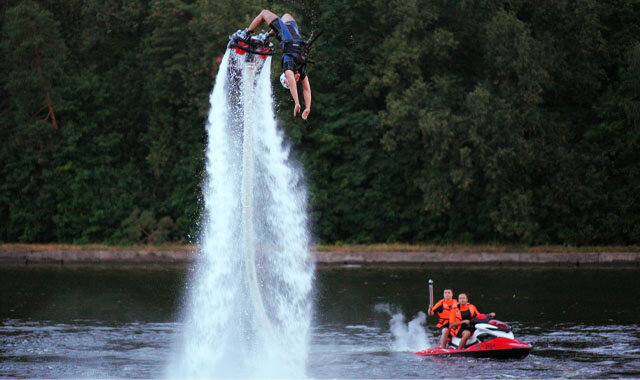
[[254, 32, 271, 46], [232, 28, 252, 42]]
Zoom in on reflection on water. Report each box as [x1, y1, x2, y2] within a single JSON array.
[[1, 265, 639, 378]]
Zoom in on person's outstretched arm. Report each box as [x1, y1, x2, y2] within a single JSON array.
[[285, 70, 301, 117], [301, 76, 311, 120]]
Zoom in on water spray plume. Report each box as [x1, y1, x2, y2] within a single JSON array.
[[169, 50, 313, 378], [375, 303, 433, 352]]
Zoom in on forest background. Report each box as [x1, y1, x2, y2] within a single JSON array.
[[1, 0, 639, 246]]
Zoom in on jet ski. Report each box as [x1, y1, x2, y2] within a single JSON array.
[[415, 318, 532, 359]]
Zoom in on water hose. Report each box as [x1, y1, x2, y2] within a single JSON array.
[[242, 62, 275, 339]]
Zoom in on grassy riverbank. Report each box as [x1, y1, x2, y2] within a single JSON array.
[[1, 243, 639, 253]]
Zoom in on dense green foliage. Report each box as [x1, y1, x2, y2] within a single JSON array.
[[1, 0, 639, 245]]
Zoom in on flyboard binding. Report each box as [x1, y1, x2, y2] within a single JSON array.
[[228, 31, 275, 61], [415, 318, 532, 360]]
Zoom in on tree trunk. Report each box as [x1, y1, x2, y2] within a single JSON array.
[[33, 39, 59, 129]]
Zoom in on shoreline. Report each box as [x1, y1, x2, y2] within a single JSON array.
[[0, 249, 638, 266]]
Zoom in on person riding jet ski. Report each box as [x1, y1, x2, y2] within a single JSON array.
[[232, 10, 312, 120], [449, 293, 495, 349], [428, 288, 458, 348]]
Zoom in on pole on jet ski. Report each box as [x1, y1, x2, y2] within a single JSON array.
[[428, 279, 434, 311]]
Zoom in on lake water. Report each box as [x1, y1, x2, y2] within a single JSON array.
[[1, 265, 639, 378]]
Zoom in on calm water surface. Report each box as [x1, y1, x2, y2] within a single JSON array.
[[1, 265, 639, 378]]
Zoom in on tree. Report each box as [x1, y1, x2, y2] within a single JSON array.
[[0, 1, 67, 241], [580, 42, 640, 244], [2, 0, 66, 129]]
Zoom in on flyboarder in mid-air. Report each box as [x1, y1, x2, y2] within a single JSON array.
[[231, 10, 312, 120]]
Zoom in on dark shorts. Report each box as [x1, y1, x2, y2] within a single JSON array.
[[456, 325, 475, 338], [269, 18, 300, 43]]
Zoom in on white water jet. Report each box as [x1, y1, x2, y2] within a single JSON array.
[[375, 304, 432, 351], [169, 50, 313, 378]]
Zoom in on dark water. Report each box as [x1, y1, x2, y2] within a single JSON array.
[[1, 265, 639, 378]]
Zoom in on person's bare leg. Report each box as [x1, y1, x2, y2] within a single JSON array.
[[281, 13, 295, 22], [439, 328, 449, 348], [458, 330, 471, 349], [248, 9, 279, 32]]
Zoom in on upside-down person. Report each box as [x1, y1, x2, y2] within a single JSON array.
[[428, 288, 458, 348], [232, 10, 312, 120], [449, 293, 496, 350]]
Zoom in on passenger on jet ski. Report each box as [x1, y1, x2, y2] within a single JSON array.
[[428, 288, 458, 348], [449, 293, 495, 349], [232, 9, 312, 120]]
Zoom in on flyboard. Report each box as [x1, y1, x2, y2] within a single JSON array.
[[227, 31, 276, 339]]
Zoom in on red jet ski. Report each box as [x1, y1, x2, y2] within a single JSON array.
[[415, 319, 532, 360]]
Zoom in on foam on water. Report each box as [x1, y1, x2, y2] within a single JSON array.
[[169, 50, 313, 378]]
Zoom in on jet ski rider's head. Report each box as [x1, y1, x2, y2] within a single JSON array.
[[458, 293, 468, 305], [443, 288, 453, 300]]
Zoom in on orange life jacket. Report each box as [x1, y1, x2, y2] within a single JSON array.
[[431, 299, 458, 328], [449, 303, 479, 337]]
